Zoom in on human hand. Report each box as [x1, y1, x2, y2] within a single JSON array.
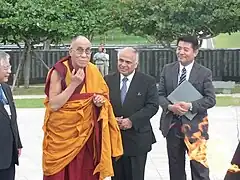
[[116, 116, 123, 126], [71, 68, 85, 88], [93, 94, 105, 107], [177, 102, 191, 111], [119, 118, 132, 130], [18, 148, 22, 157], [168, 103, 188, 116]]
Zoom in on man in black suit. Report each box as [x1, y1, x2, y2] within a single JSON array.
[[0, 51, 22, 180], [158, 36, 216, 180], [224, 142, 240, 180], [104, 47, 159, 180]]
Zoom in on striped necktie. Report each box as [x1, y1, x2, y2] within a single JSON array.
[[121, 77, 128, 105], [0, 86, 7, 105], [178, 67, 186, 85]]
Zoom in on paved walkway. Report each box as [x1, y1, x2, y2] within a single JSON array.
[[13, 94, 240, 99], [14, 107, 240, 180]]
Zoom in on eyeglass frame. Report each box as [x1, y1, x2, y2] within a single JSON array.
[[70, 47, 92, 56]]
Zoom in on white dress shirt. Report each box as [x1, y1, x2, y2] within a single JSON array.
[[120, 71, 135, 92], [178, 61, 194, 83]]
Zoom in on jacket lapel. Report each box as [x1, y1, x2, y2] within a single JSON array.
[[122, 72, 138, 107], [189, 62, 200, 84], [112, 73, 122, 107], [172, 62, 179, 90], [1, 84, 13, 119]]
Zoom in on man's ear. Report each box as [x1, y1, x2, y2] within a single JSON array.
[[194, 49, 199, 57], [69, 48, 73, 56]]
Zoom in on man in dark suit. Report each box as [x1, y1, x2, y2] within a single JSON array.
[[104, 47, 159, 180], [0, 51, 22, 180], [224, 142, 240, 180], [158, 36, 216, 180]]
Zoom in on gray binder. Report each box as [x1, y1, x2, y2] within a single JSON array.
[[167, 80, 203, 120]]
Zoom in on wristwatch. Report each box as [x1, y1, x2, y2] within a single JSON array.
[[189, 103, 193, 111]]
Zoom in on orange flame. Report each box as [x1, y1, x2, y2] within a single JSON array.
[[182, 117, 209, 168], [228, 164, 240, 173]]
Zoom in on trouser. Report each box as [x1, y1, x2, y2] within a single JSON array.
[[112, 154, 147, 180], [166, 126, 210, 180], [0, 156, 15, 180]]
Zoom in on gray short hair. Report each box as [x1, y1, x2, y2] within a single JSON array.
[[0, 51, 10, 66]]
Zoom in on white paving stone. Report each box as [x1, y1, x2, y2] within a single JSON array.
[[14, 107, 240, 180]]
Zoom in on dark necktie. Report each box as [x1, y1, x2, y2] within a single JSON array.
[[0, 86, 7, 105], [178, 67, 187, 85], [121, 77, 128, 105]]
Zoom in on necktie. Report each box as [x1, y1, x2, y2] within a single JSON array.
[[178, 67, 186, 85], [121, 77, 128, 105], [0, 86, 7, 104]]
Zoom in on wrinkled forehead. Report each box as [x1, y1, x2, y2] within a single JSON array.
[[0, 58, 10, 66], [118, 48, 137, 62], [71, 39, 91, 49]]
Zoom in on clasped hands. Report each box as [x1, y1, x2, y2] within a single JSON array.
[[116, 117, 132, 130], [168, 101, 192, 116]]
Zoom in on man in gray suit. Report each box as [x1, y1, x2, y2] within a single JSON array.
[[158, 36, 216, 180]]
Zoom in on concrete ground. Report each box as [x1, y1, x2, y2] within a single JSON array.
[[15, 107, 240, 180]]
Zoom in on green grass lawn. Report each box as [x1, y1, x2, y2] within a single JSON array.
[[13, 97, 240, 108], [15, 98, 45, 108], [13, 86, 44, 95], [213, 32, 240, 48], [216, 96, 240, 106], [92, 29, 150, 45]]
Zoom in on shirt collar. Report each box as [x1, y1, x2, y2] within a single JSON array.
[[120, 70, 135, 82], [179, 60, 194, 72]]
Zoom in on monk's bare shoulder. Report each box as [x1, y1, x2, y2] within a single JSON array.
[[49, 70, 62, 98]]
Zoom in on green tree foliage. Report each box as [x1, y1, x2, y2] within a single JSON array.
[[118, 0, 240, 46], [0, 0, 117, 88]]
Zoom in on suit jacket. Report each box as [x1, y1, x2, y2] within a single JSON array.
[[0, 83, 22, 169], [104, 71, 159, 156], [158, 62, 216, 137]]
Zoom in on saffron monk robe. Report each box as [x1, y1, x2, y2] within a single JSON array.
[[42, 36, 123, 180], [224, 142, 240, 180]]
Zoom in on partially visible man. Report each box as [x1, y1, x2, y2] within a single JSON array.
[[104, 47, 159, 180], [0, 51, 22, 180], [224, 142, 240, 180], [42, 36, 123, 180], [158, 35, 216, 180], [93, 45, 109, 76]]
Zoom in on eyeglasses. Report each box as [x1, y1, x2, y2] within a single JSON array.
[[1, 65, 11, 71], [72, 48, 91, 56]]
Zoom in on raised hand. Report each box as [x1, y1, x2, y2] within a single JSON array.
[[71, 68, 85, 88]]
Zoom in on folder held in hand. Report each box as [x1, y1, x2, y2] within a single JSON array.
[[167, 80, 203, 120]]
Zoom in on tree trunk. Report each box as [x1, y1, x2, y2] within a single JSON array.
[[33, 51, 49, 70], [11, 42, 25, 91], [11, 48, 25, 91], [23, 41, 31, 88]]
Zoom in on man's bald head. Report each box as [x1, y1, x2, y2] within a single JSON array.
[[70, 36, 91, 49]]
